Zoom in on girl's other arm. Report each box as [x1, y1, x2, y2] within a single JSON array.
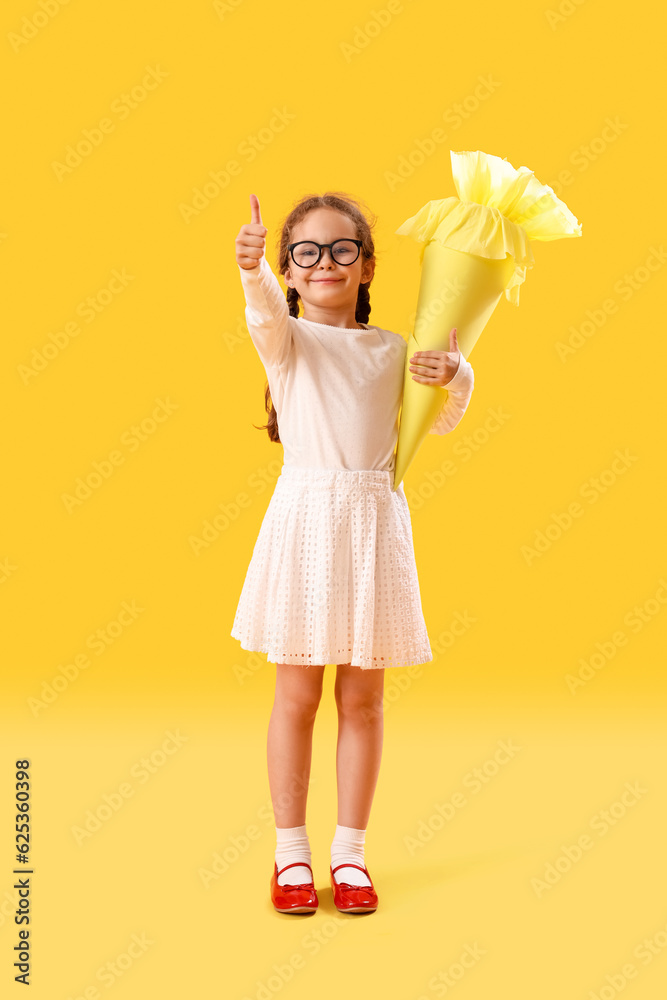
[[429, 355, 474, 435], [235, 194, 293, 370]]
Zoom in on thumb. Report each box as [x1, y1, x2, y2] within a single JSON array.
[[250, 193, 263, 227], [449, 327, 459, 352]]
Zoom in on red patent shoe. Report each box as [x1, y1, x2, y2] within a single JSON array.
[[330, 863, 378, 913], [270, 862, 318, 914]]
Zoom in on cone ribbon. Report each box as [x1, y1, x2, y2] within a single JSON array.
[[392, 149, 582, 491]]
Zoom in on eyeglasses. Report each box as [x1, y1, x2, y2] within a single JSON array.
[[287, 239, 363, 268]]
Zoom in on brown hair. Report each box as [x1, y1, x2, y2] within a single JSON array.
[[252, 192, 378, 443]]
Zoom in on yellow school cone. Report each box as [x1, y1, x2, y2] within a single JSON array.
[[392, 149, 582, 491]]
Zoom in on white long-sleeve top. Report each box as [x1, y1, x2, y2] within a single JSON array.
[[238, 257, 475, 472]]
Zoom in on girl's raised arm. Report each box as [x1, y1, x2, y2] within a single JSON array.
[[428, 355, 475, 435], [235, 194, 293, 371]]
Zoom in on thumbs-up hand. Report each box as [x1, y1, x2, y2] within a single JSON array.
[[236, 194, 268, 270]]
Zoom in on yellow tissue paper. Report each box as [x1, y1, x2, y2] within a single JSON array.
[[392, 149, 582, 491]]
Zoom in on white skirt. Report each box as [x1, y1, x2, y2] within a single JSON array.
[[230, 465, 433, 669]]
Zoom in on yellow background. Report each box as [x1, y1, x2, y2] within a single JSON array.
[[2, 0, 666, 996]]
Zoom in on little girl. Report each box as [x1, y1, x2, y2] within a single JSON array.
[[231, 191, 474, 914]]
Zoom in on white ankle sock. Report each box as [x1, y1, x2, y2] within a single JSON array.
[[275, 825, 313, 886], [330, 824, 372, 886]]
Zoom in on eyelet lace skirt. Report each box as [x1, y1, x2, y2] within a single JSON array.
[[230, 465, 433, 669]]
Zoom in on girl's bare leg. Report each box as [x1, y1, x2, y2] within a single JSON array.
[[333, 663, 385, 828], [267, 662, 326, 826]]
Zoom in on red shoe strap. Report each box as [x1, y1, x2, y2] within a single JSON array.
[[331, 862, 369, 877], [277, 861, 313, 878]]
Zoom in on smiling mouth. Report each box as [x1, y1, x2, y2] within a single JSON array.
[[313, 278, 341, 283]]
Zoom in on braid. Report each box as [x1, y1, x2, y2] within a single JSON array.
[[252, 380, 281, 443], [355, 282, 371, 325], [286, 285, 300, 318]]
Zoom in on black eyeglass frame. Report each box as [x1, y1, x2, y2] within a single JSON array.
[[287, 239, 364, 268]]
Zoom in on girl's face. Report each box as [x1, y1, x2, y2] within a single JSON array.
[[284, 208, 374, 314]]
